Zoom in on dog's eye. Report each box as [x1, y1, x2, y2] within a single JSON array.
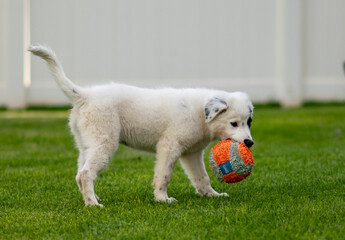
[[230, 122, 238, 127], [247, 117, 252, 128]]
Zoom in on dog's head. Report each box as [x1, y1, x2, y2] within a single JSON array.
[[204, 91, 254, 148]]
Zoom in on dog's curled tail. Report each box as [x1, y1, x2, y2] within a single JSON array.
[[28, 44, 82, 102]]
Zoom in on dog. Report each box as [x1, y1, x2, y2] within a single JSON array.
[[29, 45, 254, 207]]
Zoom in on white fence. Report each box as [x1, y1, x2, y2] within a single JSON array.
[[1, 0, 345, 108]]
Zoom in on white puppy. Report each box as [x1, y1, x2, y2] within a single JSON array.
[[29, 45, 254, 207]]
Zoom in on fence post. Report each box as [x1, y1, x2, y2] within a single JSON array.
[[275, 0, 303, 107], [1, 0, 27, 109]]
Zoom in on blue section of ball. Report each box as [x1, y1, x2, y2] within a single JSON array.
[[219, 161, 233, 175]]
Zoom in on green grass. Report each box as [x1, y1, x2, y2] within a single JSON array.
[[1, 106, 345, 239]]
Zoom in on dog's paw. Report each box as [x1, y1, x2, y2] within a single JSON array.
[[85, 202, 104, 208], [197, 188, 229, 198], [166, 197, 178, 203], [215, 192, 229, 197], [84, 198, 104, 208], [200, 190, 229, 198], [155, 196, 178, 203]]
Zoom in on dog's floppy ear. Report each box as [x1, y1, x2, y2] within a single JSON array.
[[204, 97, 228, 122]]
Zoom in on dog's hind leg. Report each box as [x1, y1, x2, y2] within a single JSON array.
[[69, 111, 88, 196], [79, 149, 113, 207], [77, 139, 118, 207], [180, 151, 229, 197], [75, 147, 102, 201], [75, 112, 120, 207]]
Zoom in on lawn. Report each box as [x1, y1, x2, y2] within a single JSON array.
[[0, 105, 345, 239]]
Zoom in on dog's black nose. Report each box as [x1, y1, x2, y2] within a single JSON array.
[[244, 139, 254, 148]]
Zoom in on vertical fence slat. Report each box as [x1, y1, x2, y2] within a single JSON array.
[[275, 0, 303, 106], [1, 0, 27, 109]]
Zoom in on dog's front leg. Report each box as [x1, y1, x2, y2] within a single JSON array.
[[153, 140, 181, 203], [180, 151, 229, 197]]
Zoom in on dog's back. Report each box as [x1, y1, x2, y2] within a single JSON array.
[[76, 84, 214, 152]]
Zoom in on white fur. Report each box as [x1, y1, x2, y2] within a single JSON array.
[[29, 45, 254, 207]]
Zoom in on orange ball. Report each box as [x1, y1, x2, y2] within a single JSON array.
[[209, 139, 254, 183]]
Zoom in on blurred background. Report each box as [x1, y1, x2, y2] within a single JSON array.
[[1, 0, 345, 109]]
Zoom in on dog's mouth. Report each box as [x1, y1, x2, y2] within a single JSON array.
[[226, 138, 254, 148]]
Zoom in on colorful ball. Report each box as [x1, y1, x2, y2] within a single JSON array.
[[209, 139, 254, 183]]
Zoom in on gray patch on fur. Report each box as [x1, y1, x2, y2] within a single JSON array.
[[205, 108, 210, 118], [249, 106, 253, 114], [212, 97, 227, 106], [204, 97, 228, 122]]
